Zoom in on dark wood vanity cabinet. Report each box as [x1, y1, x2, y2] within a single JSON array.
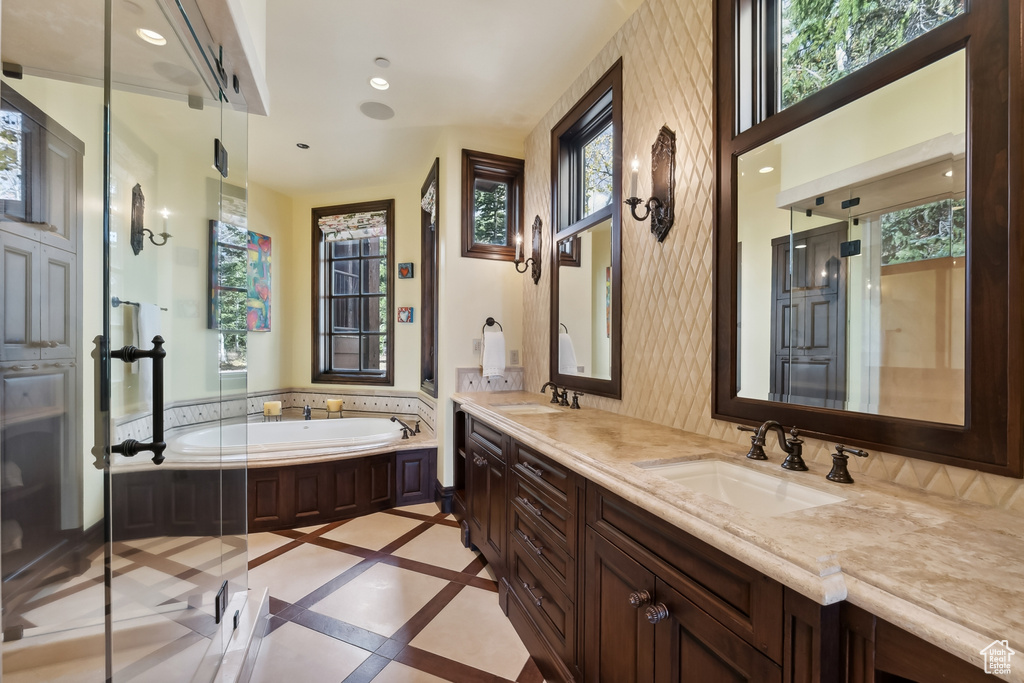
[[451, 412, 989, 683]]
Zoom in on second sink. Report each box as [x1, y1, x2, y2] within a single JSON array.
[[638, 459, 845, 516]]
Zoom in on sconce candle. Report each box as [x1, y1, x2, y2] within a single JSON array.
[[630, 156, 639, 198], [515, 233, 522, 262], [624, 126, 676, 242], [326, 399, 343, 413], [263, 401, 282, 417]]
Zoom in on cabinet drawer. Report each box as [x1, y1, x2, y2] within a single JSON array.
[[511, 440, 576, 506], [510, 502, 575, 598], [586, 483, 784, 664], [508, 535, 576, 666], [468, 416, 503, 456], [511, 476, 574, 555]]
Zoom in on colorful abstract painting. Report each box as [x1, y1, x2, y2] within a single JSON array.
[[247, 231, 271, 331]]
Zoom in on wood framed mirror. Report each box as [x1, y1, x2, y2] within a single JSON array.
[[713, 0, 1022, 477], [550, 60, 622, 400]]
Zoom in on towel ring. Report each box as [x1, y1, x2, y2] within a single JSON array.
[[483, 317, 503, 336], [560, 323, 568, 333]]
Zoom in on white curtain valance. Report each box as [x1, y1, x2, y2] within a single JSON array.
[[319, 211, 387, 242]]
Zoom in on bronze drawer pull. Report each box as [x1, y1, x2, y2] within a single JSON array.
[[472, 454, 487, 467], [628, 590, 652, 608], [517, 529, 544, 556], [518, 496, 544, 517], [521, 463, 545, 478], [645, 603, 670, 624], [522, 581, 544, 607], [9, 364, 40, 371]]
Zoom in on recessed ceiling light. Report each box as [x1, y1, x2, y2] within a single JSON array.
[[759, 166, 774, 174], [296, 143, 310, 149], [136, 28, 167, 46], [374, 57, 391, 68], [944, 170, 954, 177], [370, 77, 390, 91], [360, 102, 395, 120]]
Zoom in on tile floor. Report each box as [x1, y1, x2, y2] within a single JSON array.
[[249, 502, 544, 683]]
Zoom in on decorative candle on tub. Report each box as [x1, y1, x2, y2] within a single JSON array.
[[326, 399, 343, 413], [263, 401, 282, 416]]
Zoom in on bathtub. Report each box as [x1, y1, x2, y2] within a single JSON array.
[[168, 418, 405, 458]]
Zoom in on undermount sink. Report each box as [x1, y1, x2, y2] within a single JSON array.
[[492, 403, 561, 415], [638, 459, 845, 516]]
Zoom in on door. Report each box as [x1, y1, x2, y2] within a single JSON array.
[[770, 222, 848, 408], [583, 528, 656, 683]]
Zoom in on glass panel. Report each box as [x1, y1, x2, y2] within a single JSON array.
[[781, 0, 965, 109], [472, 178, 509, 245], [219, 289, 248, 330], [331, 334, 361, 370], [218, 245, 247, 287], [557, 218, 613, 380], [583, 123, 613, 216], [332, 240, 358, 258], [362, 295, 386, 333], [736, 50, 965, 424], [363, 234, 386, 257], [361, 258, 386, 295], [362, 334, 386, 372], [332, 298, 359, 332], [332, 260, 359, 295], [220, 331, 248, 371], [0, 0, 106, 676], [217, 220, 248, 247]]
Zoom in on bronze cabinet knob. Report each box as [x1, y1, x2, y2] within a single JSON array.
[[628, 590, 652, 608], [645, 603, 670, 624]]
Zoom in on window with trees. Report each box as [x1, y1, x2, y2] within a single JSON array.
[[312, 199, 394, 385], [208, 220, 248, 372], [460, 149, 524, 261]]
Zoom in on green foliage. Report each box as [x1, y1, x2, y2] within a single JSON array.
[[583, 126, 613, 215], [881, 198, 965, 265], [474, 182, 508, 245], [781, 0, 964, 108]]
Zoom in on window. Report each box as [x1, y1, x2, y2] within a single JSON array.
[[460, 149, 524, 261], [312, 199, 394, 385], [208, 220, 248, 372]]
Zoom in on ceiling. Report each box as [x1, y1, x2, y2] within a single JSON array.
[[247, 0, 646, 197]]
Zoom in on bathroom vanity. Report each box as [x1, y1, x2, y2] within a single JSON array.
[[451, 392, 1019, 683]]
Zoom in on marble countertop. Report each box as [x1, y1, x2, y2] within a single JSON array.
[[453, 391, 1023, 681]]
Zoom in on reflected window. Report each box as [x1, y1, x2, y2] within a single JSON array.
[[0, 111, 23, 201], [781, 0, 965, 109], [582, 123, 613, 216], [461, 149, 524, 261], [313, 200, 394, 384], [208, 221, 248, 372]]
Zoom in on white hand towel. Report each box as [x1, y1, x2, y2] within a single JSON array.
[[137, 303, 162, 410], [481, 329, 506, 379], [558, 332, 578, 374]]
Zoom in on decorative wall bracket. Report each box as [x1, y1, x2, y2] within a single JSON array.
[[514, 215, 543, 285], [625, 125, 676, 242], [129, 183, 171, 255]]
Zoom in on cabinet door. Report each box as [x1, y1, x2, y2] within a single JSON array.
[[465, 436, 490, 545], [653, 579, 781, 683], [482, 447, 506, 565], [583, 527, 656, 683], [36, 129, 81, 251], [0, 231, 41, 361], [39, 245, 76, 360]]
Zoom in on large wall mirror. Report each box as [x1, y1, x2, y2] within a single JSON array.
[[550, 60, 622, 399], [715, 1, 1022, 476]]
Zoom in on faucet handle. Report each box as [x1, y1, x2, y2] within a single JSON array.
[[570, 392, 583, 410], [737, 426, 768, 460], [826, 445, 870, 484]]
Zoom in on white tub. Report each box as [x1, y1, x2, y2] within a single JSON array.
[[168, 418, 404, 458]]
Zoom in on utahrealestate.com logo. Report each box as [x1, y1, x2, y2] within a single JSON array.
[[980, 640, 1015, 676]]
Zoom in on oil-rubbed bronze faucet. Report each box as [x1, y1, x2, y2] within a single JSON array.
[[826, 445, 869, 483], [743, 420, 808, 471], [390, 416, 417, 439], [540, 382, 569, 406]]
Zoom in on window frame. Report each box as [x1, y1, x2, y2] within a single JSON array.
[[207, 220, 248, 373], [311, 199, 395, 385], [713, 0, 1024, 476], [460, 149, 524, 261]]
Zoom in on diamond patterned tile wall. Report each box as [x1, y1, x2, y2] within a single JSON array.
[[521, 0, 1024, 511]]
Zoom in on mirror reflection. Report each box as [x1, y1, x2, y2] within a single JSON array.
[[736, 50, 965, 425], [558, 219, 612, 380]]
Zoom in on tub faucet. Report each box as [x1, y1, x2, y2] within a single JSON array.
[[303, 405, 311, 420], [390, 416, 416, 439], [754, 420, 807, 471]]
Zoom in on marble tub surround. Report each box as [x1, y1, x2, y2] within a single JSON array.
[[454, 390, 1024, 680]]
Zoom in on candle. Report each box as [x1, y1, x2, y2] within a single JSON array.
[[263, 401, 282, 416], [326, 399, 343, 413], [515, 233, 522, 262], [630, 156, 640, 199]]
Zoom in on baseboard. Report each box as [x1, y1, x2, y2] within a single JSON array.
[[434, 480, 454, 514]]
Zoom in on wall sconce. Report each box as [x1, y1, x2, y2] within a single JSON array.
[[624, 125, 676, 242], [514, 215, 543, 285], [129, 183, 172, 255]]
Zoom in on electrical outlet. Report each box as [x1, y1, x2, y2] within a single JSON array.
[[510, 349, 520, 365], [472, 338, 481, 354]]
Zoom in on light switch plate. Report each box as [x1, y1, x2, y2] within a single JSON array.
[[472, 338, 481, 354], [510, 349, 520, 365]]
